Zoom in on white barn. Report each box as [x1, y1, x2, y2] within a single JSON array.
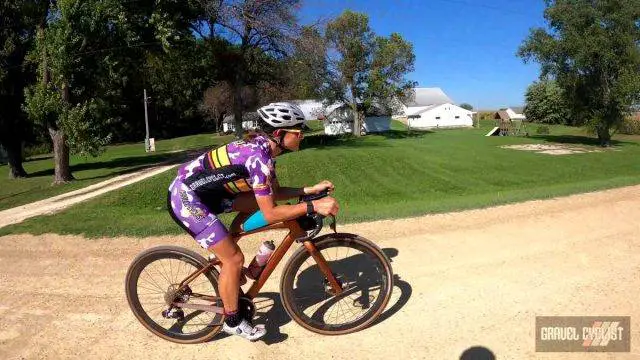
[[395, 87, 454, 118], [393, 87, 475, 129], [407, 103, 474, 129], [288, 99, 326, 120]]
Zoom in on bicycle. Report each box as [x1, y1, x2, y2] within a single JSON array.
[[124, 190, 394, 344]]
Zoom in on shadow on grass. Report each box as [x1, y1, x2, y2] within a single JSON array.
[[302, 130, 431, 150], [377, 129, 433, 139], [26, 147, 208, 178], [529, 134, 635, 147]]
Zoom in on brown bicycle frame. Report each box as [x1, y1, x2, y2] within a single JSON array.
[[172, 218, 342, 314]]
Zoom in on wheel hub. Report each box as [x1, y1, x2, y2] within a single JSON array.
[[323, 274, 345, 295], [164, 284, 192, 306]]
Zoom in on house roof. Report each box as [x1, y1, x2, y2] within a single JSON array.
[[410, 105, 439, 115], [223, 112, 260, 123], [404, 87, 453, 107], [494, 110, 511, 121]]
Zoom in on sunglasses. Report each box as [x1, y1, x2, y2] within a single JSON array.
[[282, 129, 304, 138]]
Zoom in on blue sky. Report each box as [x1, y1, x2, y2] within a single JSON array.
[[299, 0, 549, 110]]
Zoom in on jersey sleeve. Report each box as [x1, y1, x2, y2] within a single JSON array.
[[247, 150, 275, 197]]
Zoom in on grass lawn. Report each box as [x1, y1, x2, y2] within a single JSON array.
[[2, 120, 640, 238], [0, 133, 233, 211]]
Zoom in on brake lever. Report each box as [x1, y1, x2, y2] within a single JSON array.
[[328, 215, 337, 233]]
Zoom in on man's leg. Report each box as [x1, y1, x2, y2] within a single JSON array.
[[209, 236, 243, 316], [209, 234, 266, 341]]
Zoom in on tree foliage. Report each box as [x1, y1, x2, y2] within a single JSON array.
[[523, 80, 570, 124], [0, 0, 46, 178], [324, 10, 416, 135], [518, 0, 640, 146]]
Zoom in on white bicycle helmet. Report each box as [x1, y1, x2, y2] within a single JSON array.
[[257, 102, 306, 130]]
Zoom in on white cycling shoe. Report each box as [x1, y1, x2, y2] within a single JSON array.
[[222, 319, 266, 341]]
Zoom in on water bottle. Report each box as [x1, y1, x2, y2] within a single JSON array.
[[246, 240, 276, 280]]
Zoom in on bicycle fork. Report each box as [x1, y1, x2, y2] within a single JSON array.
[[302, 241, 344, 295]]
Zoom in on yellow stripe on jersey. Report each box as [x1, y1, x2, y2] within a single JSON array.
[[234, 179, 251, 192], [226, 181, 240, 193], [216, 146, 231, 166]]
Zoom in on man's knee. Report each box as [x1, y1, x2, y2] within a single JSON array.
[[229, 249, 244, 268]]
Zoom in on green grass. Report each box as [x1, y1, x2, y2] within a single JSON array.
[[3, 120, 640, 238], [0, 133, 233, 211]]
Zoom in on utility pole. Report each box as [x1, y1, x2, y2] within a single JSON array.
[[144, 88, 150, 152]]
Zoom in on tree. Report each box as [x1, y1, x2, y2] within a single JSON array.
[[195, 0, 302, 138], [143, 40, 212, 139], [324, 11, 416, 136], [201, 82, 259, 133], [524, 80, 570, 124], [460, 103, 473, 111], [518, 0, 640, 146], [0, 0, 46, 178], [25, 0, 128, 183], [286, 26, 328, 100]]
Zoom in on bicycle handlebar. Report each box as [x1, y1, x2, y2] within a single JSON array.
[[294, 189, 336, 242]]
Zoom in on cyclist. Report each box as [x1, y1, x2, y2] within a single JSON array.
[[167, 102, 339, 341]]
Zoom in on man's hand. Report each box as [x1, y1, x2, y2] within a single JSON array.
[[311, 197, 339, 217], [305, 180, 335, 195]]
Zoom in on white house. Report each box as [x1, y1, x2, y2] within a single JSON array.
[[287, 99, 326, 120], [323, 104, 392, 135], [407, 103, 474, 129], [222, 112, 260, 133]]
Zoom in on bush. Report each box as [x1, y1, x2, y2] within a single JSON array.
[[618, 116, 640, 135], [23, 142, 53, 159], [536, 125, 550, 135], [479, 112, 494, 120]]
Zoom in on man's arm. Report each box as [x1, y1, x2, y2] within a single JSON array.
[[272, 178, 309, 201]]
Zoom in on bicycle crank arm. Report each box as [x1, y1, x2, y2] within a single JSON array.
[[172, 302, 225, 314]]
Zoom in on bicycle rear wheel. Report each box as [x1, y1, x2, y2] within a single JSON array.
[[280, 233, 393, 335], [124, 246, 223, 344]]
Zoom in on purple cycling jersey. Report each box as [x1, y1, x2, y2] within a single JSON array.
[[167, 135, 276, 249]]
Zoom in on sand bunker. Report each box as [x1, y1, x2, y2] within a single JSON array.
[[501, 143, 606, 155]]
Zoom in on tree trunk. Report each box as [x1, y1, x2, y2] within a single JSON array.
[[233, 78, 244, 139], [596, 124, 612, 147], [3, 141, 27, 179], [50, 80, 74, 184], [38, 18, 72, 183], [49, 127, 74, 184], [216, 112, 225, 135], [349, 85, 361, 137]]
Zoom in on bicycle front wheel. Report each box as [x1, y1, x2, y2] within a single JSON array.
[[280, 233, 393, 335]]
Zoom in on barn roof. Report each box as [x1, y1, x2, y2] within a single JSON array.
[[404, 87, 453, 107]]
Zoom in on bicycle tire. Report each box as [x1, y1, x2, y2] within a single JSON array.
[[125, 245, 223, 344], [279, 233, 393, 335]]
